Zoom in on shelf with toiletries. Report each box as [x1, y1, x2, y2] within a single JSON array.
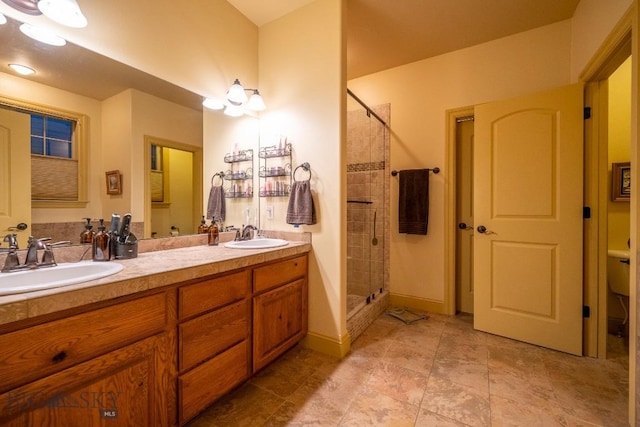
[[258, 141, 292, 198], [223, 148, 254, 199], [223, 149, 253, 164]]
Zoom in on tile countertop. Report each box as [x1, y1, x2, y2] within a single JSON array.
[[0, 232, 311, 327]]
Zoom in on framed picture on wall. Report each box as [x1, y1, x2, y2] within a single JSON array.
[[611, 162, 630, 202], [106, 170, 122, 195]]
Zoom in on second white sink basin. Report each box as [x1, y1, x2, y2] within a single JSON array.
[[225, 238, 289, 249], [0, 261, 124, 296]]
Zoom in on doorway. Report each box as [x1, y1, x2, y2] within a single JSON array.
[[143, 136, 203, 238]]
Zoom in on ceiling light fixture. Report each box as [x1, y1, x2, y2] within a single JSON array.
[[37, 0, 87, 28], [1, 0, 41, 15], [19, 22, 66, 46], [202, 78, 266, 116], [8, 63, 35, 75]]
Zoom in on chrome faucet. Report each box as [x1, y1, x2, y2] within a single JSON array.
[[25, 236, 49, 267], [1, 236, 61, 272], [241, 225, 258, 241]]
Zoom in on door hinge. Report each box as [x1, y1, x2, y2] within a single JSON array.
[[584, 107, 592, 120], [583, 305, 591, 318], [583, 206, 591, 219]]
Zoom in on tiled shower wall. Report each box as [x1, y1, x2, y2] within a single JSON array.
[[346, 103, 390, 307]]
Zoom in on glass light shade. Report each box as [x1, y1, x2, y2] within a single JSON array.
[[0, 13, 6, 25], [38, 0, 87, 28], [19, 23, 66, 46], [224, 104, 244, 117], [226, 79, 247, 106], [8, 63, 35, 75], [247, 91, 266, 111], [202, 97, 224, 110]]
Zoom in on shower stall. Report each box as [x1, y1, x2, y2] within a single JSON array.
[[346, 89, 390, 341]]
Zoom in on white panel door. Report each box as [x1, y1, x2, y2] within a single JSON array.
[[473, 84, 584, 355], [0, 108, 31, 248]]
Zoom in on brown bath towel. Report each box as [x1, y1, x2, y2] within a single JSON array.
[[398, 169, 429, 235], [286, 181, 316, 225]]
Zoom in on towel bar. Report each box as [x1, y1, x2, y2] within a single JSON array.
[[391, 167, 439, 176]]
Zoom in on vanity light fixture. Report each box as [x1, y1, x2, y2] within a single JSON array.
[[37, 0, 87, 28], [19, 22, 66, 46], [202, 79, 266, 116], [8, 63, 35, 75]]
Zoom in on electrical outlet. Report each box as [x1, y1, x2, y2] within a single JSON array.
[[266, 205, 274, 220]]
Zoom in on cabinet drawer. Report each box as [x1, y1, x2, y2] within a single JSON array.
[[179, 340, 249, 425], [179, 270, 249, 319], [253, 255, 307, 293], [179, 299, 249, 372], [0, 292, 166, 393]]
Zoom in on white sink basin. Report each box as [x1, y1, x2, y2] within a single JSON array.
[[225, 238, 289, 249], [0, 261, 124, 296]]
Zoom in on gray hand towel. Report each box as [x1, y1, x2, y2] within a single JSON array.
[[286, 181, 316, 225], [398, 169, 429, 235], [206, 185, 226, 222]]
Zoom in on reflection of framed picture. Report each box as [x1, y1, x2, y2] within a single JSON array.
[[611, 162, 630, 202], [106, 170, 122, 195]]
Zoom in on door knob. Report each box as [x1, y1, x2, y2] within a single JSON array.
[[458, 222, 473, 230], [476, 225, 496, 235], [7, 223, 27, 231]]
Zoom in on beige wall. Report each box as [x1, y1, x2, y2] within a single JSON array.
[[570, 0, 633, 81], [608, 57, 632, 251], [347, 21, 573, 306], [259, 0, 346, 347]]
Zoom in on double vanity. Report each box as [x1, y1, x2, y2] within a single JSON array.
[[0, 233, 310, 426]]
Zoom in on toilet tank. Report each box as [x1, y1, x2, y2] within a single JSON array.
[[607, 250, 630, 296]]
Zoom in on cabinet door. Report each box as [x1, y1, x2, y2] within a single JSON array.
[[0, 333, 170, 427], [253, 278, 308, 372]]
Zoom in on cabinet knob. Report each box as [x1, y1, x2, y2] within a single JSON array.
[[52, 351, 67, 363]]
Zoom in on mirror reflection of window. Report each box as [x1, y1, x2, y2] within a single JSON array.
[[30, 114, 74, 158], [150, 144, 165, 202], [151, 144, 163, 172]]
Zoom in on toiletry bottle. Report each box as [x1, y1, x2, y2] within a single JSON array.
[[198, 216, 208, 234], [80, 217, 94, 244], [92, 219, 111, 261], [208, 220, 219, 246]]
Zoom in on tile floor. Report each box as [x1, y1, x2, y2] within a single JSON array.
[[187, 313, 629, 426]]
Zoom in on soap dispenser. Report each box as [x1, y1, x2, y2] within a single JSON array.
[[80, 217, 94, 244], [208, 220, 219, 246], [92, 219, 111, 261], [198, 216, 208, 234]]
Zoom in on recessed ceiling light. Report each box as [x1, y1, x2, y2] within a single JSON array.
[[19, 23, 66, 46], [8, 63, 35, 75]]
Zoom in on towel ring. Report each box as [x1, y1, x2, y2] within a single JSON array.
[[293, 162, 311, 182], [211, 171, 225, 186]]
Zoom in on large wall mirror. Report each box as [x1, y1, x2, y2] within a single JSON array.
[[0, 15, 257, 244]]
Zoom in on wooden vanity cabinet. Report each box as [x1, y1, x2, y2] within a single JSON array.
[[0, 251, 309, 426], [176, 270, 251, 425], [252, 255, 308, 372], [0, 292, 171, 426]]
